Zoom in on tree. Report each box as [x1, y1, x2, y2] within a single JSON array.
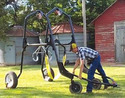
[[26, 0, 72, 32], [0, 0, 11, 40], [66, 0, 115, 25], [0, 0, 115, 41], [86, 0, 115, 24], [66, 0, 115, 48], [86, 0, 115, 48], [0, 0, 25, 40]]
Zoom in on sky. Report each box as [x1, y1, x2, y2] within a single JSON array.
[[16, 0, 28, 6]]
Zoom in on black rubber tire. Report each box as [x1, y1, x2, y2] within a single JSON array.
[[5, 71, 18, 89], [92, 78, 101, 90], [43, 68, 55, 82], [69, 81, 83, 94]]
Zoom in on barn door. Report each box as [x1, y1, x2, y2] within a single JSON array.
[[115, 21, 125, 63], [5, 41, 15, 65]]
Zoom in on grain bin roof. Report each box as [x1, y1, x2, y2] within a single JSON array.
[[7, 26, 38, 37], [40, 22, 84, 35]]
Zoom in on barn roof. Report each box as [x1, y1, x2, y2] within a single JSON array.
[[40, 22, 84, 35], [91, 0, 117, 24], [7, 26, 38, 37]]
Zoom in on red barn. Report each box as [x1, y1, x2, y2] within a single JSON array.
[[93, 0, 125, 63]]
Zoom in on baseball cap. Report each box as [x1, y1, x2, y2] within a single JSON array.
[[70, 43, 77, 51]]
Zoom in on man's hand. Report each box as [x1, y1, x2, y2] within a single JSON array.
[[72, 69, 75, 74], [78, 75, 82, 79]]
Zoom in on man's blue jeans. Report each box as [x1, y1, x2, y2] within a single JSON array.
[[87, 54, 109, 92]]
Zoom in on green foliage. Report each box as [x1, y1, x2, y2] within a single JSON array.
[[0, 0, 116, 41], [86, 0, 115, 48], [86, 0, 115, 24], [0, 0, 10, 40], [26, 0, 72, 32]]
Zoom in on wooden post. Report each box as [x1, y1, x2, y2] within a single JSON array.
[[82, 0, 87, 47], [82, 0, 87, 65]]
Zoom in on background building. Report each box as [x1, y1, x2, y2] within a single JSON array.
[[92, 0, 125, 63]]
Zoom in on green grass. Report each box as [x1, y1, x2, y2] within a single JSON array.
[[0, 65, 125, 98]]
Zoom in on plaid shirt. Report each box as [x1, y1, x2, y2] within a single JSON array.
[[77, 47, 99, 60]]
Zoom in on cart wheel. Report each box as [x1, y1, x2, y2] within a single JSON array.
[[69, 81, 82, 94], [43, 68, 55, 82], [5, 71, 18, 89], [92, 78, 101, 90]]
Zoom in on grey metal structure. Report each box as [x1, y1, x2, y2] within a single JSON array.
[[5, 8, 76, 89], [0, 34, 39, 66]]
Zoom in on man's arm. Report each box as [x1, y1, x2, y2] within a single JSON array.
[[78, 58, 84, 79], [72, 58, 80, 74]]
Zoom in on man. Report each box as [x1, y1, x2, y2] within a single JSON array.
[[70, 43, 109, 93]]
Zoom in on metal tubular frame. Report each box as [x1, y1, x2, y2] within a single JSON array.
[[45, 7, 76, 79], [19, 7, 117, 88], [18, 10, 47, 78]]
